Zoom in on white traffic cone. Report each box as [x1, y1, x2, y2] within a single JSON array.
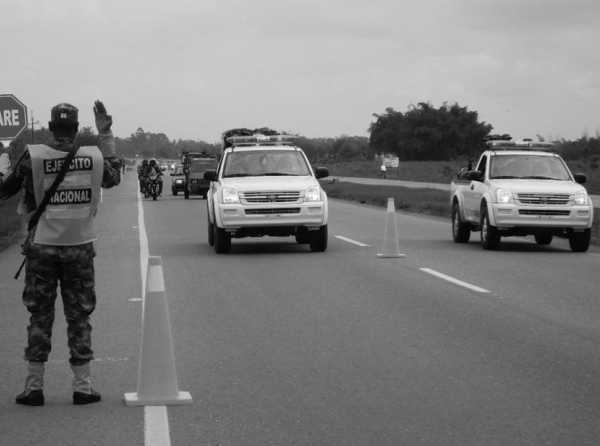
[[124, 256, 192, 406], [377, 197, 406, 258]]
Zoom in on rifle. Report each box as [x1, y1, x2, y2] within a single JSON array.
[[14, 148, 79, 279]]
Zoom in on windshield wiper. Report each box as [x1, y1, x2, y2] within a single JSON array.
[[491, 175, 520, 179], [223, 173, 251, 178], [520, 176, 562, 180]]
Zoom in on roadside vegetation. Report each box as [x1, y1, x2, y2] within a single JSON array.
[[0, 194, 23, 252], [321, 180, 450, 219], [319, 159, 600, 195]]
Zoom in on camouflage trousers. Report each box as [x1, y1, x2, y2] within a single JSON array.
[[22, 242, 96, 366]]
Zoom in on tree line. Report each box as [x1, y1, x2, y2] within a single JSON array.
[[5, 101, 598, 165]]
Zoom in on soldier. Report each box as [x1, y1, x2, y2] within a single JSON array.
[[0, 100, 121, 406]]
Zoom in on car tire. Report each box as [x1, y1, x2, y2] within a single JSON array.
[[207, 214, 214, 247], [534, 232, 553, 245], [569, 229, 590, 252], [309, 225, 328, 252], [295, 228, 310, 244], [214, 225, 231, 253], [452, 202, 471, 243], [480, 204, 500, 250]]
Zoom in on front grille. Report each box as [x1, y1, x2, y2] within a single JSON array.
[[517, 193, 570, 205], [518, 209, 570, 216], [241, 191, 301, 203], [245, 208, 301, 215]]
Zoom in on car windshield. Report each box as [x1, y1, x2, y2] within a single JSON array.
[[190, 159, 217, 173], [490, 154, 571, 180], [222, 150, 311, 178]]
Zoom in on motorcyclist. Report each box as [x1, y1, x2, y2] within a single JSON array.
[[146, 159, 163, 196], [137, 159, 148, 193]]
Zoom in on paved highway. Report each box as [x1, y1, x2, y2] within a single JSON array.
[[1, 173, 600, 445]]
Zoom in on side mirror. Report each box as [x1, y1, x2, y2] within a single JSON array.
[[574, 173, 587, 184], [466, 170, 484, 181], [204, 170, 217, 181], [314, 167, 329, 179]]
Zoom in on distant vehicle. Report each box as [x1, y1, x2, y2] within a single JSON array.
[[450, 139, 594, 251], [205, 131, 329, 253], [170, 164, 185, 195], [181, 153, 218, 199]]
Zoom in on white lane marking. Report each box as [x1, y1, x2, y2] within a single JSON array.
[[137, 185, 171, 446], [420, 268, 490, 294], [128, 298, 143, 302], [137, 188, 149, 304], [335, 235, 370, 247], [145, 406, 172, 446]]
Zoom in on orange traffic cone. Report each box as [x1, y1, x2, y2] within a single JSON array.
[[377, 197, 406, 258], [124, 256, 192, 406]]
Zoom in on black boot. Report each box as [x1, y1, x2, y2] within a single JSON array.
[[16, 389, 45, 406], [16, 362, 45, 406], [73, 389, 101, 405], [71, 363, 101, 405]]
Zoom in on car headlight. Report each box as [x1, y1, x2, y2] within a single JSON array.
[[304, 186, 321, 202], [496, 188, 513, 204], [222, 187, 240, 204], [572, 192, 589, 205]]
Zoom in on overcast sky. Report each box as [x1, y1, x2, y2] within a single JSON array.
[[2, 0, 599, 142]]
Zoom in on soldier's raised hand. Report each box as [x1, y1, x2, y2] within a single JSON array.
[[93, 100, 113, 133]]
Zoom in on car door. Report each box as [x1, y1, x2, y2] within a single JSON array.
[[463, 154, 487, 222], [207, 153, 225, 224]]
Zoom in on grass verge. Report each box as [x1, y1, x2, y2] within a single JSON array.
[[0, 194, 24, 252], [321, 180, 450, 219], [321, 159, 600, 194]]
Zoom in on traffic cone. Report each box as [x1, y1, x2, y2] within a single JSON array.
[[124, 256, 192, 406], [377, 197, 406, 258]]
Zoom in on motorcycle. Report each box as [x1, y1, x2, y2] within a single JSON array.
[[145, 171, 161, 200]]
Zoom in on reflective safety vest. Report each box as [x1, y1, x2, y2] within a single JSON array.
[[29, 144, 103, 246]]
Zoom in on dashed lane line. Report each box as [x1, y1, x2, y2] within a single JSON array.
[[420, 268, 490, 294], [335, 235, 370, 247], [145, 406, 172, 446]]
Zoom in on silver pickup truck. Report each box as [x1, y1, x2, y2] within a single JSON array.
[[450, 141, 594, 251]]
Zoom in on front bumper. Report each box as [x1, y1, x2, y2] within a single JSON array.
[[217, 202, 327, 229], [491, 203, 593, 229]]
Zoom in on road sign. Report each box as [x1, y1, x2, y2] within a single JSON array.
[[0, 94, 28, 140], [383, 156, 399, 168]]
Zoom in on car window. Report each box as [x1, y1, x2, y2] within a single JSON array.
[[222, 150, 311, 177], [476, 155, 487, 175], [490, 154, 571, 180]]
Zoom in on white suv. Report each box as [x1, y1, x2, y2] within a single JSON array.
[[205, 135, 329, 253], [450, 142, 594, 251]]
